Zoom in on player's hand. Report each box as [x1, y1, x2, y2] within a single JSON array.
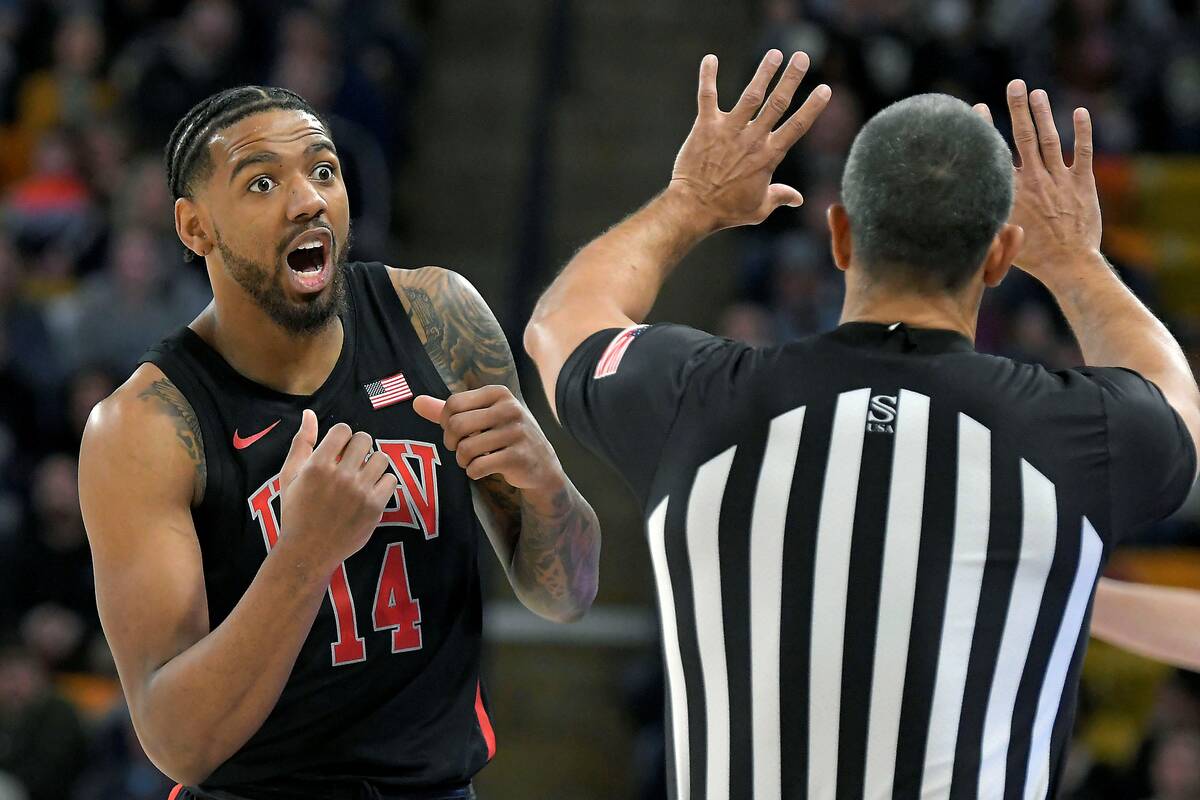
[[667, 49, 831, 233], [278, 410, 398, 567], [975, 81, 1102, 282], [413, 387, 564, 491]]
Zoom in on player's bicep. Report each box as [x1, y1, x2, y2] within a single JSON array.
[[79, 382, 210, 716], [389, 265, 522, 397]]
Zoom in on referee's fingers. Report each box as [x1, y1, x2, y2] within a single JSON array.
[[1071, 107, 1095, 178], [770, 83, 831, 154], [697, 54, 719, 119], [972, 102, 993, 126], [1005, 79, 1040, 171], [1029, 89, 1067, 173]]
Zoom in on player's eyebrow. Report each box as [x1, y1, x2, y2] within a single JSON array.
[[306, 139, 337, 158], [229, 140, 337, 186], [229, 151, 280, 185]]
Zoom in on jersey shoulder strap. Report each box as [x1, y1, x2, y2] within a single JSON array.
[[139, 330, 232, 531], [344, 261, 452, 397]]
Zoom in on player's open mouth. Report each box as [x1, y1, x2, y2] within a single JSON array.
[[284, 229, 333, 293]]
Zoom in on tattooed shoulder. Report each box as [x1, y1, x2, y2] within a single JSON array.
[[137, 377, 206, 502], [389, 266, 519, 396]]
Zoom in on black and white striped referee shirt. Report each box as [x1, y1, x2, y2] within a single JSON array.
[[556, 321, 1196, 800]]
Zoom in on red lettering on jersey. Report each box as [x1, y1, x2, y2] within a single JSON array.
[[372, 542, 422, 652], [247, 472, 366, 666], [248, 476, 283, 549], [377, 440, 441, 540], [244, 437, 441, 667]]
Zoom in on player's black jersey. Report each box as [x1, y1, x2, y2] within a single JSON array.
[[557, 321, 1196, 800], [141, 262, 496, 797]]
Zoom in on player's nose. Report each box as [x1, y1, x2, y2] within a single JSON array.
[[287, 177, 328, 223]]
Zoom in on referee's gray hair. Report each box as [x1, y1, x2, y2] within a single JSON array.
[[841, 93, 1014, 291]]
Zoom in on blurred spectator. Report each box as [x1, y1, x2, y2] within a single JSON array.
[[78, 117, 132, 213], [2, 129, 98, 283], [0, 642, 87, 800], [0, 235, 61, 391], [1143, 728, 1200, 800], [112, 0, 244, 150], [718, 302, 777, 346], [55, 225, 209, 374], [76, 706, 174, 800], [0, 455, 99, 673], [14, 15, 114, 142]]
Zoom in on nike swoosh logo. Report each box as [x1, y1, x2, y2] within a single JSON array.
[[232, 420, 281, 450]]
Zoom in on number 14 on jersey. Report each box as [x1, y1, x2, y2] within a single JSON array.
[[247, 439, 441, 666]]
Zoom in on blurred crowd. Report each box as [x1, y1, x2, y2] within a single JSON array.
[[0, 0, 1197, 798], [0, 1, 429, 797]]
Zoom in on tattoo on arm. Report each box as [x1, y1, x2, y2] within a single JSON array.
[[509, 483, 601, 613], [394, 266, 600, 615], [397, 268, 519, 396], [138, 377, 206, 503]]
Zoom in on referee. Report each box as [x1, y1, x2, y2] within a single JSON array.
[[525, 50, 1200, 800]]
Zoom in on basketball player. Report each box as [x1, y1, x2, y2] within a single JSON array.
[[525, 50, 1199, 798], [77, 87, 601, 799]]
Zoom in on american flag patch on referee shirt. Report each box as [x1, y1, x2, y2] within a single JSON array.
[[594, 325, 649, 379], [364, 372, 414, 409]]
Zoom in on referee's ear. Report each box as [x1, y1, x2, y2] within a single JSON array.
[[982, 223, 1023, 287], [827, 203, 853, 271]]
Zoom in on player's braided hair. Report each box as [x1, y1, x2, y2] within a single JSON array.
[[164, 86, 330, 260]]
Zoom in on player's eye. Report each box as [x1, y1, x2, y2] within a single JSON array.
[[249, 176, 277, 193], [312, 163, 336, 182]]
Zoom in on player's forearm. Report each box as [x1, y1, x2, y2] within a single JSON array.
[[1043, 250, 1200, 445], [509, 476, 601, 623], [1091, 578, 1200, 670], [133, 538, 333, 785]]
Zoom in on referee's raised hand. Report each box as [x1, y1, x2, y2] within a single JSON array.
[[974, 81, 1103, 284], [669, 50, 831, 233]]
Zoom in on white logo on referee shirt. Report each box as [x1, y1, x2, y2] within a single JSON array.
[[867, 394, 898, 433]]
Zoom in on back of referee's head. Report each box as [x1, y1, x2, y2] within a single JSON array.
[[832, 93, 1017, 294]]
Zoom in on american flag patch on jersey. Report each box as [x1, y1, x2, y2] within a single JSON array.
[[594, 325, 649, 379], [364, 372, 413, 409]]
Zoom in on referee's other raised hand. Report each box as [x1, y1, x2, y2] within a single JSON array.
[[973, 82, 1102, 285], [668, 50, 831, 233]]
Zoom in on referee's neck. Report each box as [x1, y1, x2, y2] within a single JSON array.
[[838, 273, 982, 342]]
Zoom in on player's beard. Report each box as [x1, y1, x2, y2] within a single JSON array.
[[215, 222, 353, 336]]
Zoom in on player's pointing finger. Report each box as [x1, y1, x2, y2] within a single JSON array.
[[697, 54, 719, 119]]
